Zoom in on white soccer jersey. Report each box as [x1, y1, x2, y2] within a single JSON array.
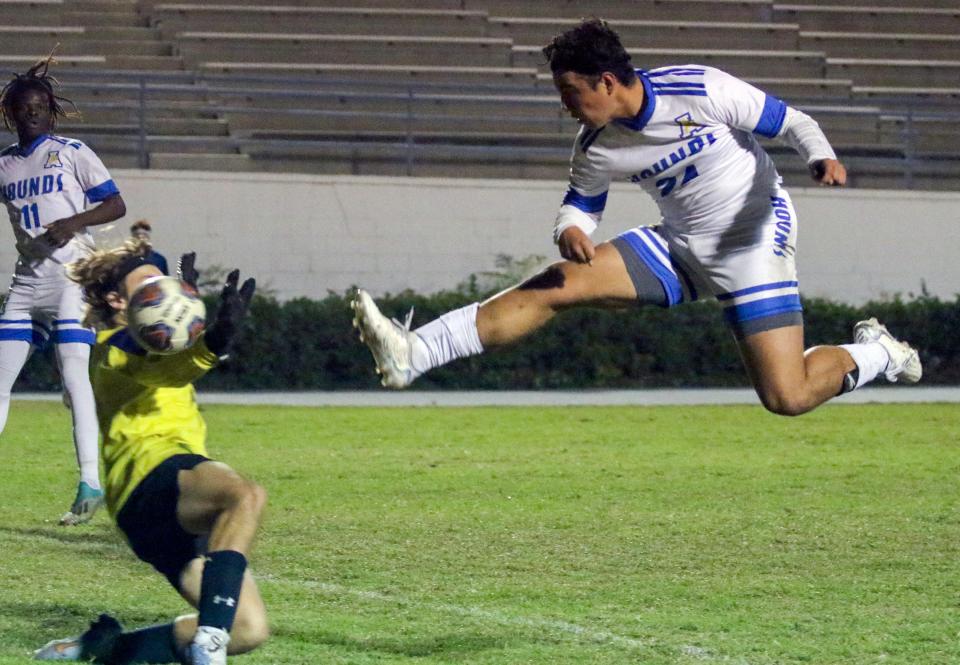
[[0, 134, 119, 280], [556, 65, 824, 238]]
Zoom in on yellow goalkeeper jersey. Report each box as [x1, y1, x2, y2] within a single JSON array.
[[91, 327, 220, 516]]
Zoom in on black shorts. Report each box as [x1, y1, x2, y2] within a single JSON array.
[[116, 454, 210, 589]]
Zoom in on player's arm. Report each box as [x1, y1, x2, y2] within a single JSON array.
[[702, 67, 846, 186], [42, 143, 126, 248], [42, 194, 126, 247], [777, 108, 846, 186], [554, 133, 611, 263]]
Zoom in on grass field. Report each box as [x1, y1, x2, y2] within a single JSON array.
[[0, 400, 957, 664]]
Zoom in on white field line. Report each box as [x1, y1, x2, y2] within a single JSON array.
[[258, 573, 753, 664], [4, 529, 751, 663]]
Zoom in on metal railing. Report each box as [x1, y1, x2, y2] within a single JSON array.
[[4, 69, 958, 188]]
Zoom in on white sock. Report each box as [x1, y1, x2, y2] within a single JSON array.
[[57, 344, 101, 490], [840, 342, 889, 390], [410, 303, 484, 375], [0, 340, 32, 434]]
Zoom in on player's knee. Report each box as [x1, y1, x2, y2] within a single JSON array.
[[231, 479, 267, 519], [757, 387, 812, 417], [230, 607, 270, 653]]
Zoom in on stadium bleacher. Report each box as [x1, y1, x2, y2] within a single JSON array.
[[0, 0, 957, 189]]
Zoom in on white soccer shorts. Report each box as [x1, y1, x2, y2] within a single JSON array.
[[0, 275, 95, 347], [612, 187, 802, 338]]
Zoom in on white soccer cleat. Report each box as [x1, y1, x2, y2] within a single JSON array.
[[60, 482, 105, 526], [33, 637, 81, 661], [854, 317, 922, 383], [350, 289, 416, 389], [188, 626, 229, 665]]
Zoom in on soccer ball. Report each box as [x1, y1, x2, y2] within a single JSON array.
[[126, 276, 206, 355]]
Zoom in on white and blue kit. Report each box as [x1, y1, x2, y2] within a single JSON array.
[[555, 65, 836, 337], [0, 133, 119, 496], [0, 134, 119, 345]]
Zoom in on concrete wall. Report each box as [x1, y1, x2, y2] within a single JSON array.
[[4, 169, 958, 304]]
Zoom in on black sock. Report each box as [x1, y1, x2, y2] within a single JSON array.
[[197, 550, 247, 631], [110, 624, 179, 664], [839, 368, 860, 395]]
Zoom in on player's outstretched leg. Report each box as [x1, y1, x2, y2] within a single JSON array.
[[351, 289, 419, 388], [351, 246, 638, 389], [34, 613, 123, 661], [741, 318, 921, 417]]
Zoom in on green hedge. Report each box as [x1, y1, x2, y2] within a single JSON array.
[[14, 286, 960, 391]]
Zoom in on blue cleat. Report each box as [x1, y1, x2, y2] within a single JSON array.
[[59, 481, 105, 526]]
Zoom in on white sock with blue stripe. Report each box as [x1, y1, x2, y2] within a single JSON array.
[[839, 342, 888, 391], [410, 303, 484, 375]]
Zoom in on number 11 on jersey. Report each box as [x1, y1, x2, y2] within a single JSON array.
[[20, 203, 40, 229]]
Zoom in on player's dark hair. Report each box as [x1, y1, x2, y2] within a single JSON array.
[[542, 19, 637, 86], [0, 53, 77, 134], [69, 239, 153, 328]]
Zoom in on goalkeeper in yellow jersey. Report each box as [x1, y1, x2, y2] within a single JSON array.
[[34, 238, 266, 665]]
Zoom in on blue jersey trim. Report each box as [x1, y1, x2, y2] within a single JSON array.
[[646, 68, 705, 78], [620, 232, 683, 306], [717, 280, 798, 302], [54, 329, 95, 345], [48, 135, 82, 149], [754, 95, 787, 138], [723, 294, 802, 325], [14, 134, 51, 158], [54, 318, 82, 325], [649, 233, 698, 302], [654, 90, 708, 97], [562, 188, 608, 214], [651, 82, 705, 89], [106, 328, 147, 356], [85, 179, 120, 203], [615, 71, 657, 132]]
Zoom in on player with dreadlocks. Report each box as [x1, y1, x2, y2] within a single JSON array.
[[0, 55, 126, 524]]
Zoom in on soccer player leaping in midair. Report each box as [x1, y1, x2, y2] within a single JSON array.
[[0, 55, 127, 524], [353, 19, 920, 413], [33, 241, 266, 665]]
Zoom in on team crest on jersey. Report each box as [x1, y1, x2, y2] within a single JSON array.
[[674, 113, 706, 139], [43, 150, 63, 169]]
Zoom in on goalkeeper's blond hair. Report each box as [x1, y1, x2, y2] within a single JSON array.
[[68, 239, 151, 329]]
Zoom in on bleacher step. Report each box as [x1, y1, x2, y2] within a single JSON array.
[[149, 152, 254, 170], [105, 55, 184, 70], [65, 10, 149, 27]]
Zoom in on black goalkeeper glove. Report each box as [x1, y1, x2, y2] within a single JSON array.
[[204, 269, 256, 357], [177, 252, 199, 291]]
